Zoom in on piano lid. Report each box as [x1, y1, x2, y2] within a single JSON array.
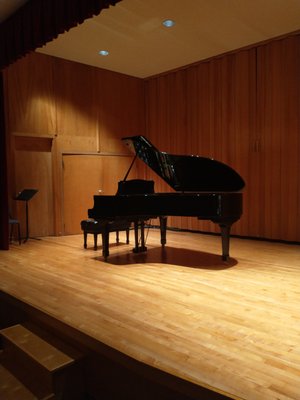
[[122, 135, 245, 192]]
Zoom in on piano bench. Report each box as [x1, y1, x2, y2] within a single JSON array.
[[80, 219, 131, 258]]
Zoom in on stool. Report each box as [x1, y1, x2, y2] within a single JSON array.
[[80, 219, 131, 260], [9, 217, 21, 245]]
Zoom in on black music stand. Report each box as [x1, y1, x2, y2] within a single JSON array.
[[15, 189, 38, 243]]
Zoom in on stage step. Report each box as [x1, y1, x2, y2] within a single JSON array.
[[0, 324, 84, 399], [0, 363, 38, 399]]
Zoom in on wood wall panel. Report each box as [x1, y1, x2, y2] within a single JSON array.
[[4, 52, 145, 236], [4, 34, 300, 242], [97, 69, 145, 154], [145, 49, 256, 236], [145, 37, 299, 242], [54, 58, 99, 152], [208, 51, 257, 237], [4, 53, 57, 225], [186, 63, 211, 157], [14, 149, 54, 238], [257, 36, 300, 241], [4, 53, 56, 136], [63, 154, 135, 234]]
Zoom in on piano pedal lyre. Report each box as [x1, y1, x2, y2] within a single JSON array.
[[133, 220, 147, 253]]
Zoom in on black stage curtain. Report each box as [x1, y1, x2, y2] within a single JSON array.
[[0, 0, 122, 70], [0, 0, 122, 249], [0, 72, 9, 249]]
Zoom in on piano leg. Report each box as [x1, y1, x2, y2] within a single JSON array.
[[133, 220, 147, 253], [219, 223, 231, 261], [101, 231, 109, 261], [159, 216, 167, 247], [93, 233, 98, 250], [83, 231, 87, 249]]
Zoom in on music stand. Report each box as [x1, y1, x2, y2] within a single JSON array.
[[15, 189, 38, 243]]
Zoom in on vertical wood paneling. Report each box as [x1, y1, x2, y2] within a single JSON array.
[[4, 52, 145, 236], [209, 51, 257, 237], [145, 71, 188, 229], [63, 155, 135, 234], [257, 36, 300, 241], [186, 62, 211, 157], [145, 38, 299, 242], [4, 53, 56, 135], [4, 53, 57, 238], [14, 149, 54, 238], [4, 35, 300, 242], [145, 49, 257, 236], [97, 69, 145, 154], [54, 58, 99, 152], [51, 136, 64, 236], [185, 62, 212, 232]]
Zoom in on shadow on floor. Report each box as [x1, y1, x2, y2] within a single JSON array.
[[95, 245, 237, 270]]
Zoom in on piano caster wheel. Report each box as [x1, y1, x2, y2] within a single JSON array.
[[133, 246, 147, 253]]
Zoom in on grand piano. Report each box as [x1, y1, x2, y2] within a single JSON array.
[[88, 135, 245, 261]]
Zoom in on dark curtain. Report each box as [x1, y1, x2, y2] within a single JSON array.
[[0, 72, 9, 249], [0, 0, 122, 69], [0, 0, 122, 249]]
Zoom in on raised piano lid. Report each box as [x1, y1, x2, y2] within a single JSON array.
[[122, 135, 245, 192]]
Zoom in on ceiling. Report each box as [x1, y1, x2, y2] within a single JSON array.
[[2, 0, 300, 78]]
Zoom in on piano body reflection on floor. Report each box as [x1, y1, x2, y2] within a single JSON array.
[[88, 135, 245, 261]]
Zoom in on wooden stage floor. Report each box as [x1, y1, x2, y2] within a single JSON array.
[[0, 229, 300, 399]]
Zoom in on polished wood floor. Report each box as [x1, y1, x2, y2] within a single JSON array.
[[0, 229, 300, 400]]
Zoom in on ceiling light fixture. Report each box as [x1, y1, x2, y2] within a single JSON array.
[[98, 50, 109, 56], [162, 19, 175, 28]]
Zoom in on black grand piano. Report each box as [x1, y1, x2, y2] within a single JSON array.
[[88, 135, 245, 261]]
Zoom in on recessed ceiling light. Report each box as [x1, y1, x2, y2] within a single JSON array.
[[162, 19, 175, 28], [98, 50, 109, 56]]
